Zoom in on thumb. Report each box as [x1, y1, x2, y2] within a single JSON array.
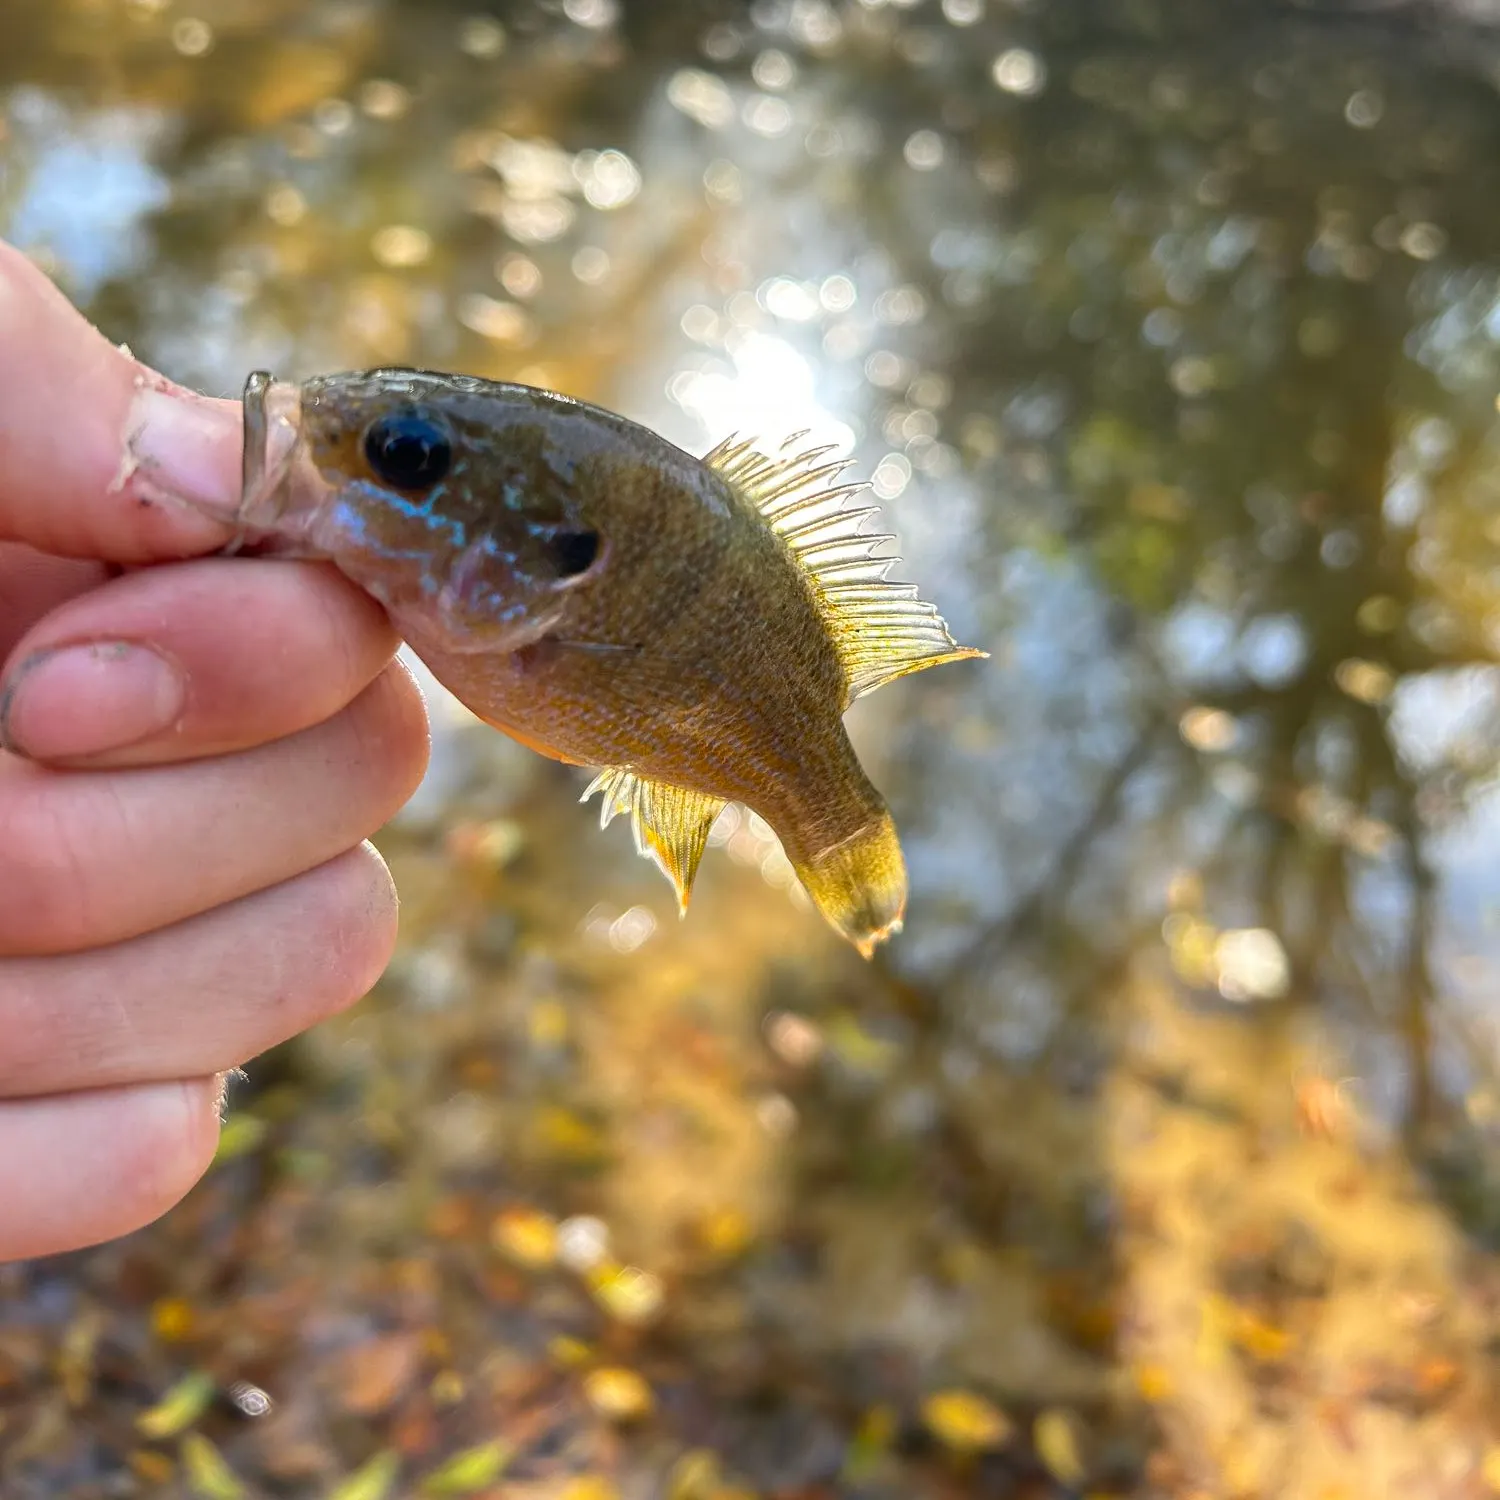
[[0, 240, 241, 565]]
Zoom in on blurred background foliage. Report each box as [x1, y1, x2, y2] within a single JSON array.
[[5, 0, 1500, 1495]]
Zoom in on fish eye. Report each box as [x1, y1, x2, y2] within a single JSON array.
[[548, 529, 601, 578], [362, 408, 453, 491]]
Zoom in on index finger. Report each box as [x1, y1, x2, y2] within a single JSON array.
[[0, 240, 241, 564]]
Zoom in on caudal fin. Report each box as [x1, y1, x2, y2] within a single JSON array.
[[793, 812, 908, 958]]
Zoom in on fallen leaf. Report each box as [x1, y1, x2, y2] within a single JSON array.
[[921, 1389, 1012, 1453], [137, 1371, 215, 1439], [421, 1438, 513, 1494], [582, 1366, 654, 1422], [328, 1450, 403, 1500], [180, 1434, 244, 1500], [338, 1333, 424, 1416]]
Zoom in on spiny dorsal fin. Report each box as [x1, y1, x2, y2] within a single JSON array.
[[582, 768, 725, 914], [703, 433, 987, 702]]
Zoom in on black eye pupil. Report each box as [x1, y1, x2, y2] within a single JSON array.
[[363, 410, 452, 490], [549, 529, 600, 577]]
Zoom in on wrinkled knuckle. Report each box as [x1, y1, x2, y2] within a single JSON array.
[[0, 784, 101, 951], [0, 976, 67, 1094]]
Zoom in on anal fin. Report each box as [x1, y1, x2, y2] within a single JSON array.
[[582, 769, 725, 915]]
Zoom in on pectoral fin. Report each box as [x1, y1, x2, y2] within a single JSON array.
[[582, 769, 725, 914]]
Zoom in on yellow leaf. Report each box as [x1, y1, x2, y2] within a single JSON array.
[[1483, 1447, 1500, 1494], [1034, 1409, 1085, 1486], [1476, 1446, 1500, 1494], [548, 1335, 592, 1367], [328, 1451, 402, 1500], [150, 1297, 199, 1343], [538, 1106, 607, 1159], [1227, 1304, 1293, 1361], [587, 1264, 664, 1325], [180, 1434, 244, 1500], [127, 1449, 175, 1485], [421, 1439, 513, 1494], [842, 1404, 897, 1481], [490, 1207, 558, 1269], [137, 1372, 215, 1439], [920, 1389, 1012, 1453], [697, 1208, 752, 1259], [560, 1479, 620, 1500], [668, 1449, 721, 1499], [582, 1366, 655, 1422]]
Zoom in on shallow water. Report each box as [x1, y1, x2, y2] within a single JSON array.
[[5, 1, 1500, 1495]]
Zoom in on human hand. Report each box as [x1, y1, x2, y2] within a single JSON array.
[[0, 243, 430, 1261]]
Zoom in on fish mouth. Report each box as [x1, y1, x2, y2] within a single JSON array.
[[234, 370, 330, 552]]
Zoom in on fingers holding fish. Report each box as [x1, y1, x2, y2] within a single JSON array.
[[0, 846, 397, 1099], [0, 557, 400, 766], [0, 1076, 223, 1262], [0, 661, 429, 957], [0, 241, 242, 564]]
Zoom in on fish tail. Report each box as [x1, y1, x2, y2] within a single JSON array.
[[793, 811, 908, 959]]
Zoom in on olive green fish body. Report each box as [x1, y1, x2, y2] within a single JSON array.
[[236, 367, 984, 954]]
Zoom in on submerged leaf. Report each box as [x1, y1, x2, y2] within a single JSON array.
[[338, 1332, 423, 1416], [328, 1451, 403, 1500], [420, 1439, 513, 1494], [921, 1389, 1012, 1453], [559, 1479, 620, 1500], [180, 1434, 244, 1500], [137, 1371, 215, 1438], [1034, 1408, 1086, 1486], [582, 1365, 655, 1421]]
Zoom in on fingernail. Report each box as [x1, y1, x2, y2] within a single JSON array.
[[0, 642, 187, 760], [125, 385, 241, 521]]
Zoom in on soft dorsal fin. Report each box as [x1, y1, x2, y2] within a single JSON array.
[[703, 433, 987, 702], [582, 768, 725, 914]]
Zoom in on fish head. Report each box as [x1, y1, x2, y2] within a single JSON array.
[[242, 369, 611, 653]]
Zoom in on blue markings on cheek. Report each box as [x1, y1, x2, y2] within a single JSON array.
[[454, 533, 530, 625], [323, 481, 470, 557], [318, 478, 550, 637], [471, 594, 527, 626]]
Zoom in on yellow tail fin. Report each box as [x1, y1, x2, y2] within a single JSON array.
[[793, 812, 908, 958]]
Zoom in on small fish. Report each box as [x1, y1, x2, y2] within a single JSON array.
[[235, 369, 985, 955]]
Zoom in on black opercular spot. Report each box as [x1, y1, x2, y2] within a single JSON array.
[[362, 408, 453, 490], [548, 529, 601, 577]]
